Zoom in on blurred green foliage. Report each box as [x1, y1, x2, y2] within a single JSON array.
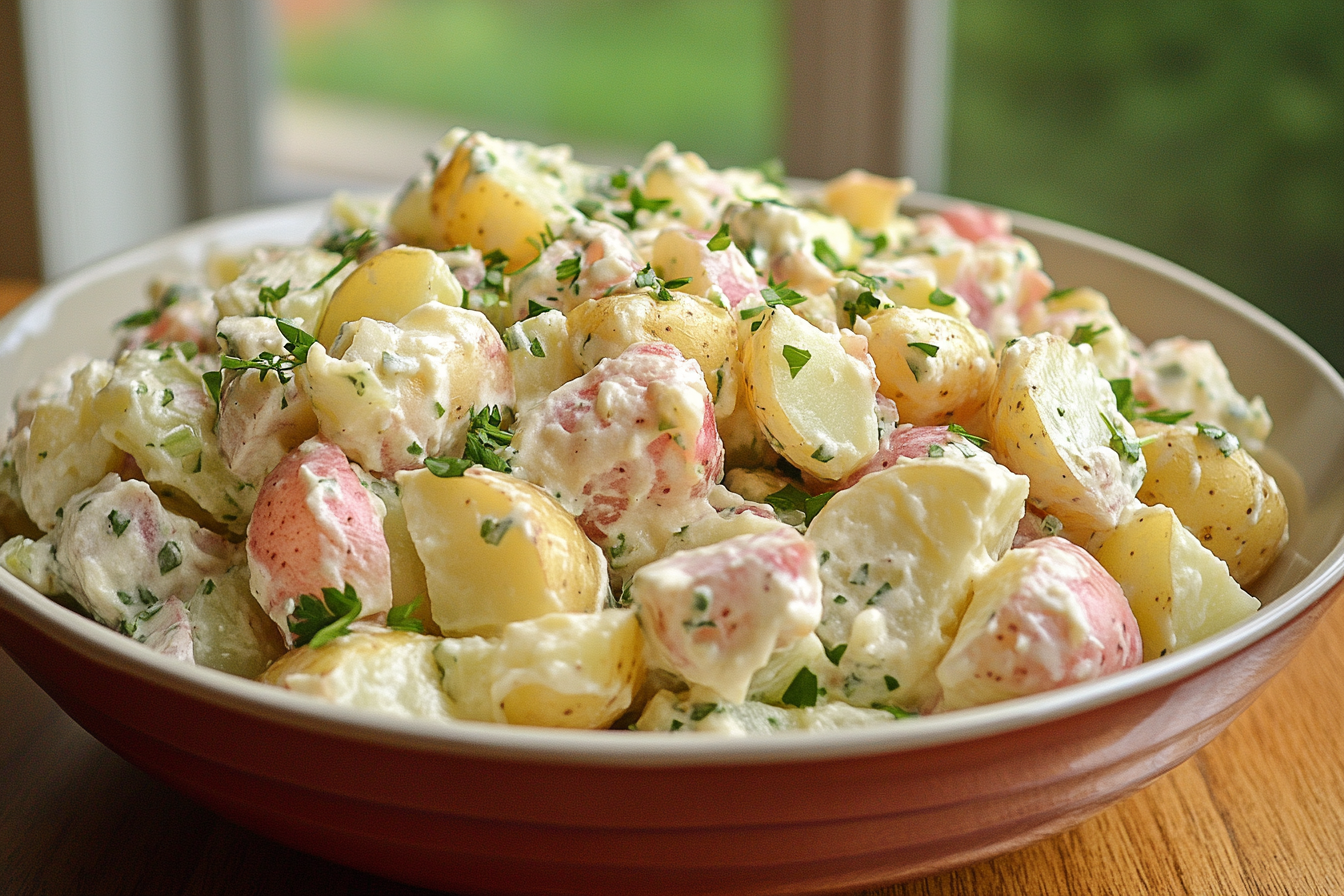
[[947, 0, 1344, 371], [282, 0, 1342, 370], [280, 0, 784, 168]]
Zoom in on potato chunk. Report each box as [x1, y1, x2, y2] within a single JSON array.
[[301, 302, 514, 474], [1135, 421, 1288, 586], [936, 537, 1142, 710], [19, 359, 124, 531], [987, 333, 1145, 536], [316, 245, 464, 347], [435, 609, 643, 729], [821, 169, 914, 232], [430, 131, 580, 273], [1090, 503, 1261, 661], [632, 528, 822, 704], [260, 629, 454, 721], [806, 456, 1029, 711], [396, 466, 606, 637], [566, 290, 737, 404], [741, 305, 879, 480], [862, 306, 997, 426]]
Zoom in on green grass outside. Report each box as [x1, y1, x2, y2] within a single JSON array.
[[282, 0, 1342, 370], [280, 0, 785, 168]]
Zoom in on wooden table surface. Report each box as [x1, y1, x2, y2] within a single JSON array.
[[1, 278, 1341, 896]]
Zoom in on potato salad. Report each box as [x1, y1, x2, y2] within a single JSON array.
[[0, 129, 1288, 734]]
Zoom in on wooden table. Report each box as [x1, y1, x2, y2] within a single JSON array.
[[1, 278, 1341, 895]]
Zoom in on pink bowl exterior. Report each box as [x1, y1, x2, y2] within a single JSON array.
[[2, 577, 1339, 895]]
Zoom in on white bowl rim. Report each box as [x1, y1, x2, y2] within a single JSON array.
[[1, 197, 1342, 770]]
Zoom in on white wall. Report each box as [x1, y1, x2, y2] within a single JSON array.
[[20, 0, 190, 278]]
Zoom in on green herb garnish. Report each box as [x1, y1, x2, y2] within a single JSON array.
[[1196, 422, 1241, 457], [782, 344, 812, 378], [707, 222, 732, 251], [289, 583, 362, 649], [780, 666, 819, 708], [386, 595, 426, 634], [946, 423, 988, 448]]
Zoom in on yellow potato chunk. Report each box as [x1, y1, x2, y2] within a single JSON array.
[[1091, 503, 1260, 660], [502, 309, 584, 416], [566, 291, 736, 403], [822, 169, 914, 231], [740, 305, 879, 480], [316, 245, 464, 347], [1135, 421, 1288, 586], [259, 630, 454, 721], [987, 333, 1145, 535], [19, 359, 124, 531], [396, 466, 606, 637], [435, 609, 644, 729], [863, 306, 997, 426], [430, 131, 578, 273]]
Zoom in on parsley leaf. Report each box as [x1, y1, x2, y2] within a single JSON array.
[[1140, 407, 1193, 424], [289, 583, 362, 649], [1069, 322, 1111, 347], [782, 344, 812, 378], [386, 596, 426, 634], [525, 299, 551, 319], [707, 222, 732, 251], [424, 405, 514, 477], [108, 510, 130, 537], [763, 483, 835, 525], [613, 186, 671, 229], [157, 541, 182, 575], [907, 341, 939, 357], [928, 287, 957, 307], [780, 666, 819, 708], [1110, 378, 1138, 420], [424, 455, 473, 478], [312, 229, 377, 289], [115, 308, 161, 329], [1100, 412, 1151, 463], [823, 642, 848, 666], [256, 280, 291, 317], [812, 237, 844, 271], [1196, 421, 1241, 457], [759, 277, 806, 309], [689, 702, 718, 722], [946, 423, 988, 448], [218, 318, 317, 385], [842, 290, 882, 325], [555, 254, 581, 288]]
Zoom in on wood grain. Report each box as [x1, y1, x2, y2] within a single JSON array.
[[0, 277, 1340, 895]]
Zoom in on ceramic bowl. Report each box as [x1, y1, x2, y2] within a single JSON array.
[[1, 199, 1341, 896]]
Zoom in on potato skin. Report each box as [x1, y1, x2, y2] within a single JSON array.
[[1134, 420, 1288, 586], [566, 291, 736, 404], [863, 306, 997, 426]]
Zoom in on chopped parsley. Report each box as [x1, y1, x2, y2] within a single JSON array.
[[1196, 422, 1241, 457], [1069, 322, 1111, 347], [811, 443, 836, 463], [289, 583, 362, 649], [928, 443, 945, 458], [780, 666, 819, 708], [479, 516, 513, 546], [107, 510, 131, 537], [256, 280, 290, 316], [386, 595, 426, 634], [907, 341, 939, 357], [689, 702, 718, 722], [555, 254, 582, 289], [824, 642, 848, 666], [762, 483, 835, 525], [219, 318, 317, 385], [1101, 412, 1152, 463], [842, 290, 882, 325], [614, 186, 672, 229], [812, 237, 845, 271], [884, 675, 900, 691], [946, 423, 988, 448], [157, 541, 182, 575], [525, 299, 551, 320], [782, 344, 811, 378], [115, 308, 161, 330], [312, 229, 377, 289], [707, 222, 732, 251], [424, 455, 473, 478], [1042, 515, 1064, 537], [928, 288, 957, 307]]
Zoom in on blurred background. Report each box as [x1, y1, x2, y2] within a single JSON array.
[[1, 0, 1340, 371]]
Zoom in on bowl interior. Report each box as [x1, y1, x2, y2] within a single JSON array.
[[1, 197, 1342, 764]]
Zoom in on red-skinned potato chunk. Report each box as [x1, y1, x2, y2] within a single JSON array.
[[935, 537, 1142, 710], [632, 528, 822, 703], [509, 342, 723, 584], [246, 437, 392, 643]]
